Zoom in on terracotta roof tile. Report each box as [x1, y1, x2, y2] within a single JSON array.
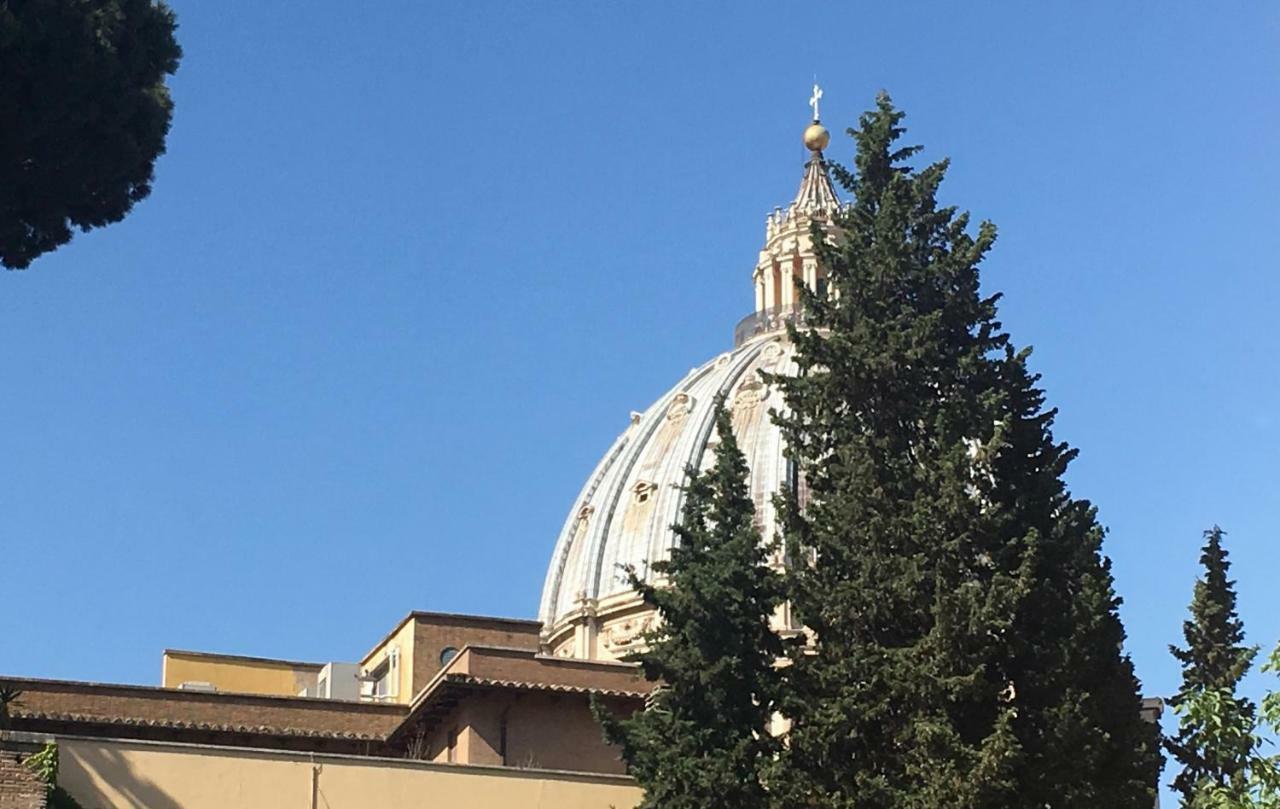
[[13, 709, 385, 741]]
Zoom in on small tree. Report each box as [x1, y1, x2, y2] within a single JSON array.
[[1168, 527, 1258, 803], [1174, 643, 1280, 809], [0, 0, 182, 269], [596, 405, 784, 809]]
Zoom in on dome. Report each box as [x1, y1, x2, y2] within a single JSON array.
[[538, 332, 799, 659], [537, 102, 843, 661]]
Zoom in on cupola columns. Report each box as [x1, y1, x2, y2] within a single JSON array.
[[753, 85, 843, 316]]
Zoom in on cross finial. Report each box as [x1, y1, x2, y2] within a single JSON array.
[[809, 82, 823, 122]]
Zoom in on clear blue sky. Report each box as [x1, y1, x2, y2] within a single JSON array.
[[2, 0, 1278, 792]]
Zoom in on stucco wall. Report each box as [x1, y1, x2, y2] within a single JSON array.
[[416, 689, 629, 774], [505, 693, 630, 774], [360, 618, 417, 705], [161, 651, 320, 697], [57, 737, 640, 809]]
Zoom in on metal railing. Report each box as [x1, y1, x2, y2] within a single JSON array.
[[733, 304, 806, 346]]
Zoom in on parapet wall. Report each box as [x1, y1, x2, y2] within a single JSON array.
[[5, 676, 406, 750], [57, 736, 640, 809]]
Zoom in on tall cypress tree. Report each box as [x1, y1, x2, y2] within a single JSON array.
[[596, 405, 784, 809], [1168, 526, 1257, 804], [767, 92, 1161, 808]]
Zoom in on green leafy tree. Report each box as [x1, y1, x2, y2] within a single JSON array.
[[596, 405, 784, 809], [766, 92, 1161, 808], [1168, 527, 1259, 803], [0, 0, 181, 270], [1174, 643, 1280, 809]]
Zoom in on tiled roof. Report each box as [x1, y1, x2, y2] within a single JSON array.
[[12, 709, 385, 741], [441, 673, 647, 700], [3, 675, 405, 748]]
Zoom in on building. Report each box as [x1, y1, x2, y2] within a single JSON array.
[[1, 103, 1159, 809], [0, 103, 842, 809]]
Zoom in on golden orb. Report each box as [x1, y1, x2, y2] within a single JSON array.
[[803, 122, 830, 152]]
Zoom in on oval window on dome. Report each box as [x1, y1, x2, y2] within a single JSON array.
[[439, 646, 459, 667], [632, 480, 658, 504]]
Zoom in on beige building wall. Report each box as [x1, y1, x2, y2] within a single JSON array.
[[417, 690, 629, 774], [359, 617, 417, 704], [506, 693, 631, 774], [161, 651, 320, 697], [58, 737, 640, 809]]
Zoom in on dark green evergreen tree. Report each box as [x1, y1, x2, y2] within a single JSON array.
[[1168, 526, 1257, 804], [596, 405, 784, 809], [0, 0, 182, 269], [766, 92, 1161, 808]]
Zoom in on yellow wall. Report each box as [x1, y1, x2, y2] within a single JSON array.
[[58, 737, 641, 809], [161, 651, 319, 697], [360, 617, 416, 704]]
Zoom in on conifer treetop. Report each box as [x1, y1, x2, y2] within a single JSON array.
[[767, 91, 1161, 808], [596, 403, 783, 809]]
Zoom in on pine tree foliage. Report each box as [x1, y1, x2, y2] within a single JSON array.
[[1168, 526, 1258, 803], [765, 92, 1161, 808], [0, 0, 182, 269], [596, 405, 784, 809]]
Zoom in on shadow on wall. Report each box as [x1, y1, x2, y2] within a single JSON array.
[[60, 745, 184, 809]]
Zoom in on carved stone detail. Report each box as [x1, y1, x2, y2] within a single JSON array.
[[665, 392, 693, 421], [733, 376, 768, 409], [760, 340, 784, 365], [602, 616, 655, 651]]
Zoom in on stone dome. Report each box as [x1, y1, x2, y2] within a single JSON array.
[[538, 332, 799, 659], [537, 106, 843, 661]]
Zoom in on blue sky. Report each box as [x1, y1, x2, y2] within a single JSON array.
[[2, 0, 1278, 793]]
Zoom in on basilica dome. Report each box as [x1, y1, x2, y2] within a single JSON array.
[[538, 105, 844, 660]]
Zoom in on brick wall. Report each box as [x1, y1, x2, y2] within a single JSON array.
[[410, 616, 542, 697], [460, 647, 649, 694], [0, 752, 46, 809], [394, 647, 647, 773], [4, 677, 407, 744]]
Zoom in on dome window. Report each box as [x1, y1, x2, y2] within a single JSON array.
[[633, 481, 658, 504]]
